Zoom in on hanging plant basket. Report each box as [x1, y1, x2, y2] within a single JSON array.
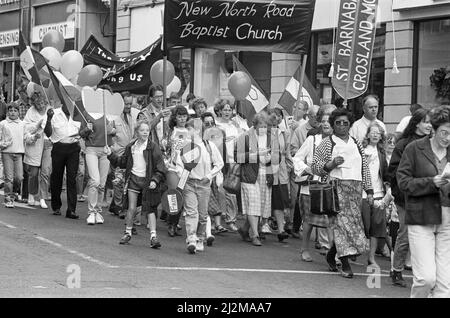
[[430, 67, 450, 102]]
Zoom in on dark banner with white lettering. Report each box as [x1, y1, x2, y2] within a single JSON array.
[[331, 0, 378, 102], [80, 36, 163, 94], [164, 0, 316, 54]]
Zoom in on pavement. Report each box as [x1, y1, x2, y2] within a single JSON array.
[[0, 191, 412, 298]]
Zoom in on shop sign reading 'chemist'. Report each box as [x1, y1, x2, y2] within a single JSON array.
[[32, 21, 75, 43]]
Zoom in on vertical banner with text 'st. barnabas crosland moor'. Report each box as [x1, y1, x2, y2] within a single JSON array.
[[331, 0, 378, 102], [164, 0, 316, 54]]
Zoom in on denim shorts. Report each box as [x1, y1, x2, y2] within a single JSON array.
[[128, 174, 147, 194]]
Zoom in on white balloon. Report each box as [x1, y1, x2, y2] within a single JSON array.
[[40, 47, 62, 70], [61, 50, 84, 81], [167, 76, 181, 95]]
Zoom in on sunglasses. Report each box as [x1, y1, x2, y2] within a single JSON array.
[[335, 120, 350, 126]]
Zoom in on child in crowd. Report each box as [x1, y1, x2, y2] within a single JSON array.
[[362, 122, 393, 268], [0, 104, 25, 208]]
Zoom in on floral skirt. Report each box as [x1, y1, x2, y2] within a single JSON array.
[[332, 180, 369, 258]]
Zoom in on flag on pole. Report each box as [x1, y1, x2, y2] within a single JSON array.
[[18, 32, 50, 87], [232, 56, 270, 123], [277, 65, 319, 115], [18, 32, 83, 120]]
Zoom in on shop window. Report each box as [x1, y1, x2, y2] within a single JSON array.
[[168, 48, 192, 101], [193, 49, 271, 108], [416, 19, 450, 107], [34, 1, 75, 25]]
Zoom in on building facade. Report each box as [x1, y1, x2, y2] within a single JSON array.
[[3, 0, 445, 132], [0, 0, 115, 102]]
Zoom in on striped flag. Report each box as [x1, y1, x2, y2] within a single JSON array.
[[19, 32, 81, 119], [232, 56, 270, 124], [278, 65, 319, 115], [19, 32, 50, 88]]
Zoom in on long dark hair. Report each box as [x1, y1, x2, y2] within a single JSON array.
[[401, 108, 430, 140], [168, 105, 189, 130]]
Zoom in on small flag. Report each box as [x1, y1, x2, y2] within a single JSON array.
[[232, 56, 270, 124], [18, 32, 49, 87], [277, 65, 319, 115]]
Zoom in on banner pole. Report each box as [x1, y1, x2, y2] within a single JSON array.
[[103, 90, 107, 147]]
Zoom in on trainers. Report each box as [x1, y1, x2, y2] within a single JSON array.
[[187, 243, 196, 254], [228, 223, 239, 232], [4, 201, 14, 208], [28, 195, 35, 206], [150, 236, 161, 249], [215, 225, 228, 234], [392, 270, 407, 287], [119, 233, 131, 245], [196, 240, 204, 252], [77, 195, 86, 202], [261, 224, 272, 234], [206, 235, 215, 246], [95, 213, 104, 224], [87, 213, 96, 225], [40, 199, 48, 209]]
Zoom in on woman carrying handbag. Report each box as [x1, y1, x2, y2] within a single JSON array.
[[312, 108, 373, 278]]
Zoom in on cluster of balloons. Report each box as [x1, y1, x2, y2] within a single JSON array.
[[149, 59, 181, 96], [39, 30, 103, 89]]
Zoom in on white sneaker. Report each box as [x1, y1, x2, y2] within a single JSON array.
[[196, 240, 204, 252], [28, 195, 35, 206], [5, 201, 14, 208], [87, 213, 96, 225], [40, 199, 48, 209], [95, 213, 104, 224], [261, 224, 272, 234]]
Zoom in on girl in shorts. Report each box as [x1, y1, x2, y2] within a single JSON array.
[[106, 121, 167, 248]]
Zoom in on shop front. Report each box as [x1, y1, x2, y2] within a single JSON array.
[[0, 0, 115, 102], [0, 1, 20, 102], [118, 0, 450, 131]]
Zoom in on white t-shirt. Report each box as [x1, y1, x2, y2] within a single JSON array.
[[131, 140, 148, 177], [364, 145, 384, 198]]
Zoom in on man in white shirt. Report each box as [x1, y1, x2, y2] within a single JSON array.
[[44, 107, 81, 219], [175, 127, 224, 254], [350, 95, 386, 142]]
